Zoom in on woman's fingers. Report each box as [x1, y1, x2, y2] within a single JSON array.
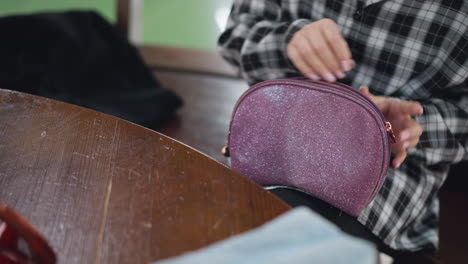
[[359, 86, 387, 108], [288, 33, 337, 82], [393, 100, 424, 117], [301, 44, 338, 82], [287, 18, 355, 82], [392, 133, 419, 169], [294, 36, 335, 81], [391, 117, 423, 168], [398, 119, 423, 148], [320, 19, 353, 70], [287, 44, 319, 80], [306, 28, 342, 81], [359, 86, 372, 98], [392, 149, 407, 169], [360, 89, 424, 168]]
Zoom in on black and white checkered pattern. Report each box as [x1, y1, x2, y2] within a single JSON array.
[[218, 0, 468, 251]]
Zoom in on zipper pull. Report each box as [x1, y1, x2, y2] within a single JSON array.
[[385, 122, 396, 143], [221, 145, 230, 157]]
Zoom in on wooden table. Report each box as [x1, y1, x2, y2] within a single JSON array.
[[0, 89, 290, 263]]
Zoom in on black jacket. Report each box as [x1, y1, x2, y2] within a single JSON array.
[[0, 11, 182, 128]]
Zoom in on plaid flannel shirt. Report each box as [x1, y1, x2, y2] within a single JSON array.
[[218, 0, 468, 251]]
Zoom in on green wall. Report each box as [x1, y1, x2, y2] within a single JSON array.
[[0, 0, 115, 21], [0, 0, 233, 50]]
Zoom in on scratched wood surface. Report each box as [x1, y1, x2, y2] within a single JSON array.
[[0, 89, 290, 264]]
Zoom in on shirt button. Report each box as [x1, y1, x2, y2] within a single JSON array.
[[353, 11, 362, 20]]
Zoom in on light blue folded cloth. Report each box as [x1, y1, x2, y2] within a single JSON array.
[[152, 207, 376, 264]]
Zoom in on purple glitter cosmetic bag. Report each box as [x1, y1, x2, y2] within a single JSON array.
[[223, 78, 395, 216]]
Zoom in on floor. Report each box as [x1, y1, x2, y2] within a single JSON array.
[[155, 70, 247, 165], [0, 0, 232, 50]]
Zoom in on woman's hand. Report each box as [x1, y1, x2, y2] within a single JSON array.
[[360, 87, 424, 168], [287, 19, 355, 82]]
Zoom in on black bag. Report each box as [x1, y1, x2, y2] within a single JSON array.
[[0, 11, 182, 128]]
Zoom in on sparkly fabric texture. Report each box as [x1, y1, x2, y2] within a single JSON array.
[[230, 81, 389, 216]]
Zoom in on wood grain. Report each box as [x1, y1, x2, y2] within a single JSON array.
[[0, 89, 289, 263]]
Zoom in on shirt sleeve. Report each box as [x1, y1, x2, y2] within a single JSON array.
[[218, 0, 311, 85], [413, 81, 468, 165], [411, 24, 468, 166]]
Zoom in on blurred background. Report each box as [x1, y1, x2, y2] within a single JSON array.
[[0, 0, 233, 50], [0, 0, 243, 163]]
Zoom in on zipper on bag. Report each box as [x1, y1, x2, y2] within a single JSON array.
[[224, 79, 395, 151]]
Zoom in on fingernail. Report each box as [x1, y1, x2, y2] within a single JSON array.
[[335, 71, 346, 79], [323, 72, 336, 82], [307, 73, 320, 81], [395, 162, 401, 169], [341, 60, 355, 72], [419, 107, 424, 115], [400, 132, 409, 141]]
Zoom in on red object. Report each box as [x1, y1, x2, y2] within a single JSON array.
[[0, 202, 56, 264], [0, 221, 18, 264]]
